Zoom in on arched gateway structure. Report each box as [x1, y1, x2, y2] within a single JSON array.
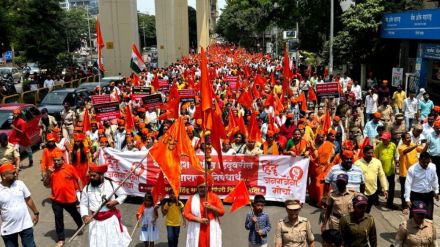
[[99, 0, 211, 75]]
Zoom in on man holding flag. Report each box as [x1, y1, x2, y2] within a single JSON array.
[[183, 176, 225, 247]]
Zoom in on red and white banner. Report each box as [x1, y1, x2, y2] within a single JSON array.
[[100, 148, 309, 202]]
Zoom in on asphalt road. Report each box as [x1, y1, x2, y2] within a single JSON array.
[[15, 149, 440, 247]]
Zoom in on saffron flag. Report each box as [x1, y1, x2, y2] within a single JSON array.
[[283, 47, 291, 80], [308, 88, 318, 103], [223, 180, 251, 213], [130, 43, 147, 73], [200, 47, 211, 113], [151, 172, 166, 205], [322, 111, 331, 134], [131, 73, 140, 86], [125, 105, 134, 132], [149, 117, 203, 197], [237, 90, 253, 110], [96, 17, 105, 72], [248, 113, 262, 143], [151, 73, 159, 91], [83, 109, 90, 133], [358, 137, 371, 159], [297, 92, 307, 112]]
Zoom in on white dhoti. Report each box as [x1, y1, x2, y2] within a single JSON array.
[[88, 215, 131, 247]]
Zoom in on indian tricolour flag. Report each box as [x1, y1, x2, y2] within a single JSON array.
[[130, 43, 146, 73]]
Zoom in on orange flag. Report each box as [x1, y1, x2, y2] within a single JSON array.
[[248, 113, 262, 143], [200, 47, 211, 113], [358, 137, 371, 159], [297, 92, 307, 112], [132, 73, 140, 86], [96, 17, 105, 72], [208, 100, 227, 171], [223, 180, 250, 213], [237, 90, 253, 110], [151, 172, 166, 205], [151, 73, 159, 91], [283, 46, 291, 80], [270, 73, 276, 86], [125, 105, 134, 132], [149, 117, 203, 197], [83, 109, 90, 133], [135, 203, 145, 220], [274, 94, 284, 113], [227, 109, 239, 139], [237, 114, 248, 137], [322, 111, 331, 133], [308, 88, 318, 103]]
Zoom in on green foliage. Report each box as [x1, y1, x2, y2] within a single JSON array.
[[61, 7, 95, 52], [56, 52, 74, 71], [138, 12, 156, 48]]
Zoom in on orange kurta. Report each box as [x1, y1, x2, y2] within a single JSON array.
[[183, 192, 225, 247], [70, 148, 89, 185], [289, 139, 308, 156], [308, 141, 335, 206]]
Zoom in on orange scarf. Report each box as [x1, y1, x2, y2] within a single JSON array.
[[263, 142, 279, 155]]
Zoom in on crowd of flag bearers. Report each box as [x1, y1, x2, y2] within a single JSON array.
[[3, 35, 440, 246]]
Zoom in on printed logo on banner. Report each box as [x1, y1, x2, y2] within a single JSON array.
[[289, 166, 304, 186]]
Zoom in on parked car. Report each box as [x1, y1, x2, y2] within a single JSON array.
[[39, 88, 90, 121], [77, 81, 111, 94], [23, 63, 40, 75], [0, 66, 22, 84], [101, 76, 124, 84], [0, 104, 42, 147]]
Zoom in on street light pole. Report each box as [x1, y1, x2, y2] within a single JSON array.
[[142, 22, 146, 50], [86, 5, 92, 66], [329, 0, 334, 76]]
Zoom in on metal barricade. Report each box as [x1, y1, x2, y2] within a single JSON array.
[[72, 79, 80, 88], [20, 90, 38, 105], [2, 94, 21, 104], [87, 76, 94, 82], [63, 81, 73, 88]]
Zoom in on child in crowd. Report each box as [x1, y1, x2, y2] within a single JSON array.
[[161, 189, 186, 247], [137, 193, 159, 247], [245, 195, 271, 247]]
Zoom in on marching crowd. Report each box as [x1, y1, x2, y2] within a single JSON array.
[[0, 44, 439, 246]]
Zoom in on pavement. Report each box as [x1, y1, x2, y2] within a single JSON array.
[[15, 149, 440, 247]]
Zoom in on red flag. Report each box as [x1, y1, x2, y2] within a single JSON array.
[[149, 117, 203, 197], [83, 109, 90, 133], [208, 100, 226, 170], [125, 105, 134, 132], [151, 172, 166, 204], [322, 111, 331, 133], [96, 17, 105, 72], [358, 137, 371, 159], [244, 65, 251, 78], [223, 180, 250, 213], [227, 109, 239, 139], [323, 66, 329, 79], [308, 88, 318, 103], [237, 90, 253, 110]]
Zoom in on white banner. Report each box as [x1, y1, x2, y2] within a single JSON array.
[[100, 148, 310, 202]]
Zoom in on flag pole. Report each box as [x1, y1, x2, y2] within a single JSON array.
[[66, 155, 147, 244], [203, 128, 211, 247]]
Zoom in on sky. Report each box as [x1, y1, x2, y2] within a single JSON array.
[[137, 0, 227, 15]]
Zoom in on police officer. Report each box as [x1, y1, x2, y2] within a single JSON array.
[[339, 194, 377, 247], [395, 201, 437, 247], [391, 113, 406, 144], [322, 174, 357, 231], [275, 199, 315, 247], [60, 102, 76, 139]]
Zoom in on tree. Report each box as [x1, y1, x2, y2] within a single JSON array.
[[13, 0, 65, 70], [61, 7, 95, 53], [138, 12, 156, 49]]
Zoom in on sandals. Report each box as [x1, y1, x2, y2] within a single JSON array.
[[55, 241, 65, 247]]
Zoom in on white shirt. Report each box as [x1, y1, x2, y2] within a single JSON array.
[[44, 79, 54, 90], [80, 178, 127, 216], [423, 123, 435, 137], [145, 111, 157, 124], [365, 94, 378, 114], [113, 130, 126, 150], [352, 85, 362, 100], [0, 180, 33, 235], [404, 162, 439, 202], [403, 97, 419, 118]]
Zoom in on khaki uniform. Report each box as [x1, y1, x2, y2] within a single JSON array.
[[395, 218, 438, 247], [244, 145, 263, 155], [275, 217, 314, 247], [326, 190, 357, 230], [378, 105, 393, 131], [340, 212, 377, 247], [0, 143, 19, 165], [348, 117, 364, 146], [391, 122, 406, 144], [61, 109, 76, 139]]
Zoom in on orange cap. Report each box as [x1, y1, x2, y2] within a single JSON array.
[[89, 163, 108, 174], [0, 163, 15, 173]]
